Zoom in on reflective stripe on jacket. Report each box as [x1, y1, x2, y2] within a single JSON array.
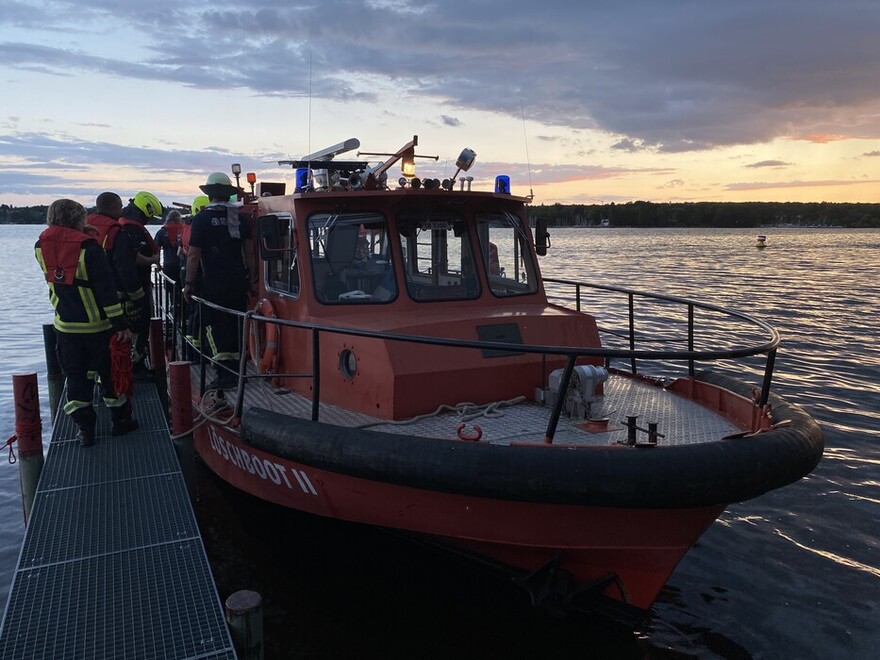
[[35, 226, 126, 334]]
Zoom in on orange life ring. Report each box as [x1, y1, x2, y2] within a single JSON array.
[[249, 298, 279, 374]]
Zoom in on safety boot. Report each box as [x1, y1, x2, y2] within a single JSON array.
[[208, 361, 239, 392], [111, 405, 140, 436], [73, 407, 97, 447]]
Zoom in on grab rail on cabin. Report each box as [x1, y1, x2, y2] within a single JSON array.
[[155, 272, 780, 444]]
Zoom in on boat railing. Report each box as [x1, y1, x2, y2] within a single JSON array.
[[153, 269, 779, 444], [542, 276, 779, 378]]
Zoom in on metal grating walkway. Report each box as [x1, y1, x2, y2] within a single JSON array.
[[0, 382, 236, 660]]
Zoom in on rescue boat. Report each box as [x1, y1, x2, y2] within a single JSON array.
[[162, 136, 823, 626]]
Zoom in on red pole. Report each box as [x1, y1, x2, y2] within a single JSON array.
[[13, 373, 44, 524], [169, 361, 193, 437]]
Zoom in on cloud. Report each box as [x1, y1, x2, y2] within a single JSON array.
[[611, 138, 649, 153], [746, 160, 791, 168], [0, 132, 239, 172], [440, 115, 461, 127], [864, 151, 880, 157], [3, 1, 880, 153], [726, 178, 880, 191]]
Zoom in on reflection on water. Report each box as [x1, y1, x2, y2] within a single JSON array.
[[2, 226, 879, 657]]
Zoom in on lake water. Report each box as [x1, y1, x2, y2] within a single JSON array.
[[1, 224, 878, 658]]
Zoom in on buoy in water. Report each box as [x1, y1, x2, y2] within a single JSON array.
[[756, 234, 767, 248]]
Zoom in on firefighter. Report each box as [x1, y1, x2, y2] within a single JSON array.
[[119, 191, 163, 378], [35, 199, 138, 446], [184, 173, 255, 391], [87, 192, 148, 315]]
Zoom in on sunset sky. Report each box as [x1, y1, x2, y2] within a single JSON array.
[[2, 1, 880, 209]]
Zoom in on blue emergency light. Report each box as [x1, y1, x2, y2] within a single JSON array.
[[295, 168, 309, 192], [495, 175, 510, 194]]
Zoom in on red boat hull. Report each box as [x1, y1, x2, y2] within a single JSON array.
[[195, 421, 723, 612]]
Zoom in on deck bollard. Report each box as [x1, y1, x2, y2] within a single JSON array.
[[168, 361, 193, 437], [42, 324, 63, 422], [13, 373, 44, 525], [225, 589, 264, 660]]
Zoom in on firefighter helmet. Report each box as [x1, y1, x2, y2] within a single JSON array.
[[131, 191, 164, 220], [191, 194, 209, 215]]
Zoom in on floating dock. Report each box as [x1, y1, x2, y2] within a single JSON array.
[[0, 381, 236, 659]]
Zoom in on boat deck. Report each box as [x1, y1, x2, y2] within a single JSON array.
[[206, 364, 741, 447]]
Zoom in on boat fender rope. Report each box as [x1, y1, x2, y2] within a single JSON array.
[[4, 435, 17, 464], [456, 423, 482, 441]]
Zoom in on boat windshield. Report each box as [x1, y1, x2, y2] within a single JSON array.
[[396, 210, 481, 301], [308, 211, 396, 303], [475, 210, 539, 297]]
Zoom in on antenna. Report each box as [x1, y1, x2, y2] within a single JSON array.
[[521, 99, 534, 202], [307, 51, 312, 156]]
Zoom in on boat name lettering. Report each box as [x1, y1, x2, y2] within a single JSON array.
[[207, 426, 317, 496]]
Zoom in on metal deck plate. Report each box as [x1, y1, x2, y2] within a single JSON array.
[[2, 542, 234, 660], [0, 381, 236, 660], [19, 475, 199, 567]]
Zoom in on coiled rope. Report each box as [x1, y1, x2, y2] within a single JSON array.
[[355, 395, 526, 434]]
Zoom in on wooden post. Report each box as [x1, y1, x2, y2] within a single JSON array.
[[13, 373, 44, 525], [225, 590, 263, 660], [168, 361, 193, 437], [42, 324, 63, 423]]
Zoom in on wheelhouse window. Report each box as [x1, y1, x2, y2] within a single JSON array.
[[475, 210, 539, 297], [308, 211, 395, 303], [397, 210, 481, 301], [261, 213, 300, 297]]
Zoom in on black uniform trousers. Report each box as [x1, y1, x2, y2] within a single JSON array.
[[56, 329, 119, 415]]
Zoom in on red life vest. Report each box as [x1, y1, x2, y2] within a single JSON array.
[[86, 213, 121, 250], [162, 222, 180, 248], [119, 217, 159, 255], [179, 223, 193, 255], [38, 226, 91, 285]]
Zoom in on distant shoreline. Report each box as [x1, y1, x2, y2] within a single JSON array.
[[4, 200, 880, 228], [525, 200, 880, 229]]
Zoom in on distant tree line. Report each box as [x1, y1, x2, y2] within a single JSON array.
[[0, 204, 158, 225], [4, 200, 880, 228], [527, 201, 880, 228], [0, 204, 49, 224]]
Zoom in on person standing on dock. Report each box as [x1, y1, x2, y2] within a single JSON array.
[[183, 173, 254, 391], [156, 209, 182, 285], [156, 208, 183, 309], [35, 199, 139, 446], [87, 192, 149, 421], [87, 192, 148, 313], [119, 191, 163, 379]]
